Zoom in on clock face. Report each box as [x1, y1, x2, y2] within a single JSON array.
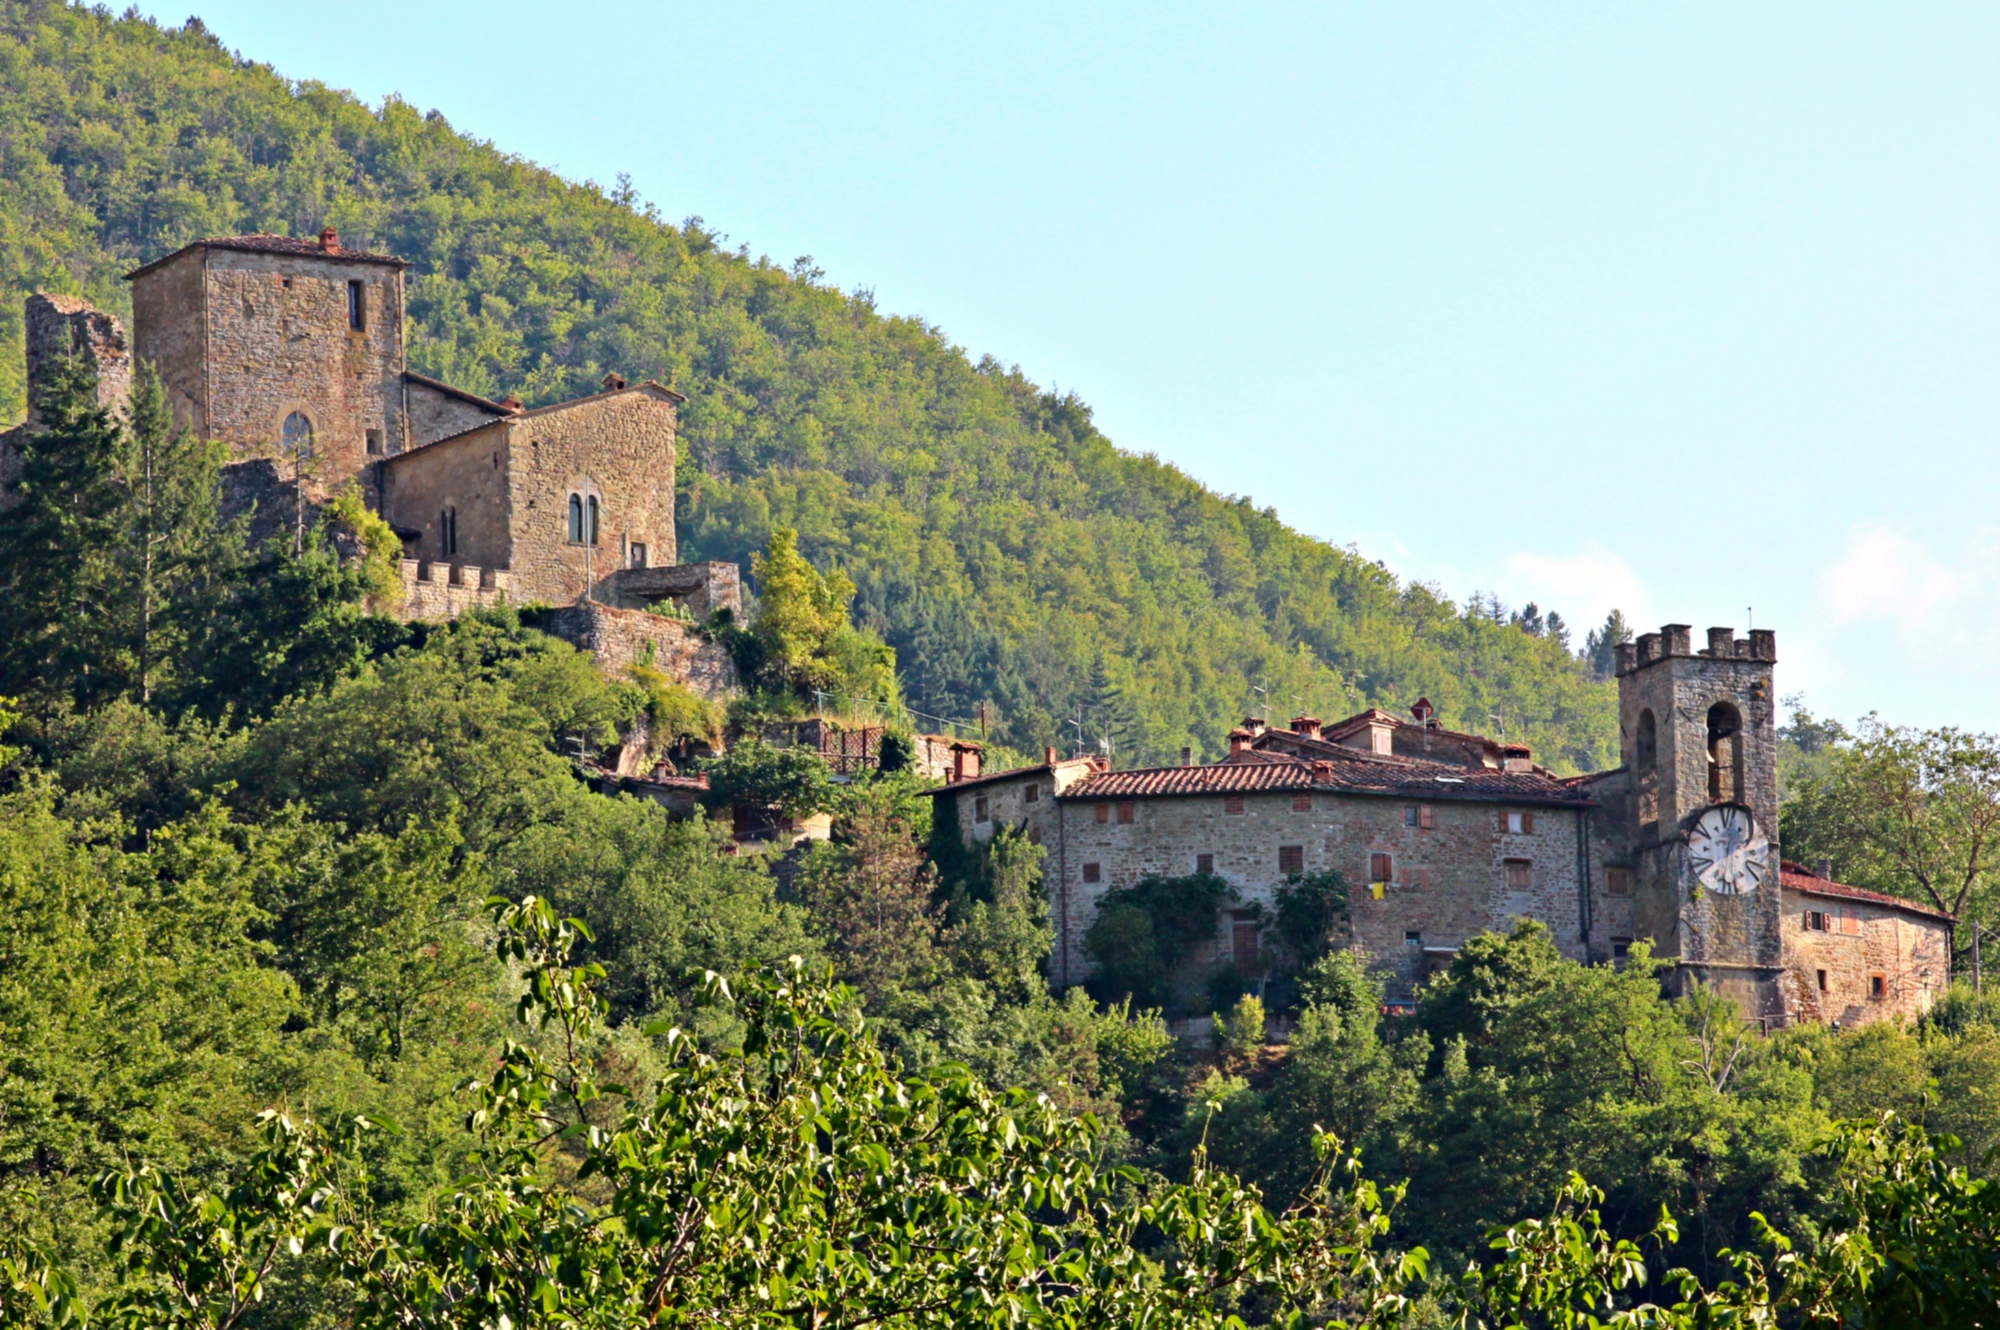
[[1685, 805, 1769, 897]]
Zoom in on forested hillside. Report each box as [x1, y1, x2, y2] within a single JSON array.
[[0, 0, 1618, 769]]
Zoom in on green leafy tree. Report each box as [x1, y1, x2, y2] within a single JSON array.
[[0, 352, 130, 713], [749, 527, 897, 708], [1083, 872, 1237, 1012], [1782, 717, 2000, 956], [1583, 609, 1634, 681]]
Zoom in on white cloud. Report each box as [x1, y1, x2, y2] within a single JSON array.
[[1816, 524, 2000, 674], [1495, 542, 1655, 637]]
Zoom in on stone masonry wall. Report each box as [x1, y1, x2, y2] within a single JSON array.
[[379, 422, 512, 570], [1, 294, 135, 499], [532, 602, 736, 699], [397, 559, 515, 619], [131, 247, 409, 494], [501, 387, 679, 604], [406, 376, 503, 447], [1050, 789, 1588, 1001], [1781, 889, 1950, 1027]]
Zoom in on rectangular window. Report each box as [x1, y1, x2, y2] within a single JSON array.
[[1369, 851, 1393, 885], [1025, 783, 1039, 803], [1404, 930, 1422, 948], [1279, 844, 1304, 874], [1116, 802, 1135, 824], [1232, 920, 1261, 972], [1224, 796, 1245, 815], [1293, 793, 1312, 812], [1869, 973, 1887, 1001], [347, 280, 365, 330], [1503, 810, 1533, 834], [1196, 852, 1214, 875], [1817, 969, 1829, 993], [1841, 914, 1862, 937], [1419, 805, 1435, 830], [1095, 804, 1109, 824], [629, 542, 648, 569], [1611, 937, 1633, 960], [1505, 859, 1532, 890], [974, 796, 989, 823], [1082, 861, 1101, 884], [1805, 910, 1830, 933], [365, 428, 383, 457], [1605, 867, 1632, 896], [1404, 806, 1419, 827]]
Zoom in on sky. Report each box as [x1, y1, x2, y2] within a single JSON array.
[[145, 2, 2000, 730]]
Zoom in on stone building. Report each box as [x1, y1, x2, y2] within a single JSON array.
[[933, 623, 1952, 1027], [4, 230, 738, 692]]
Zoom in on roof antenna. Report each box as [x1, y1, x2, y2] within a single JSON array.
[[1747, 606, 1753, 631]]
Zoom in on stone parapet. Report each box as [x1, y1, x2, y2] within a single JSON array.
[[396, 558, 514, 620], [530, 600, 737, 699]]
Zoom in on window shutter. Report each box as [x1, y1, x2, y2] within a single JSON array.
[[1419, 805, 1435, 830], [1522, 811, 1535, 833]]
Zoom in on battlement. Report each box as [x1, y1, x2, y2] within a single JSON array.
[[1615, 623, 1776, 675], [396, 558, 514, 621]]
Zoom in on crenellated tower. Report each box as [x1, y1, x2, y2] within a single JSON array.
[[1613, 624, 1785, 1019]]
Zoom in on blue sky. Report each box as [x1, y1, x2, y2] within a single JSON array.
[[150, 2, 2000, 731]]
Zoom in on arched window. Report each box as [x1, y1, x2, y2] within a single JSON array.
[[280, 411, 314, 460], [567, 493, 584, 543], [440, 506, 458, 557], [585, 495, 600, 545], [1707, 702, 1744, 803], [1635, 708, 1658, 825]]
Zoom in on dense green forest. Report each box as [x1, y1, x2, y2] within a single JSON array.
[[0, 0, 1620, 769]]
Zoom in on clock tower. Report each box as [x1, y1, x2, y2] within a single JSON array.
[[1612, 624, 1785, 1020]]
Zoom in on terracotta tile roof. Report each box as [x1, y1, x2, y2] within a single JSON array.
[[125, 233, 407, 278], [1779, 861, 1953, 922], [920, 756, 1106, 797], [1061, 750, 1593, 807]]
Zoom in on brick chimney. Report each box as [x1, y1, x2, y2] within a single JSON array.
[[1291, 715, 1322, 740], [602, 371, 627, 391], [1045, 746, 1057, 767], [1227, 727, 1254, 754], [1180, 745, 1193, 766], [1243, 716, 1267, 737], [319, 226, 339, 253], [498, 395, 523, 413], [1815, 859, 1834, 880]]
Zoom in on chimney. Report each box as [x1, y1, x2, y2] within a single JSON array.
[[1243, 716, 1267, 736], [1045, 745, 1058, 767], [1815, 859, 1834, 880], [1227, 727, 1253, 755], [602, 371, 628, 391], [1180, 745, 1193, 767], [1291, 715, 1322, 740], [319, 226, 339, 253], [497, 395, 523, 413]]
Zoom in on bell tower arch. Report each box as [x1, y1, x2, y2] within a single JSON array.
[[1613, 624, 1784, 1019]]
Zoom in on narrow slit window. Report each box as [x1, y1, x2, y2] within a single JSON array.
[[567, 493, 584, 543], [347, 280, 365, 331], [585, 495, 600, 545], [440, 506, 457, 557]]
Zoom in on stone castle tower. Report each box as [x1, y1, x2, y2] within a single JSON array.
[[1612, 624, 1785, 1018], [127, 228, 410, 491]]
